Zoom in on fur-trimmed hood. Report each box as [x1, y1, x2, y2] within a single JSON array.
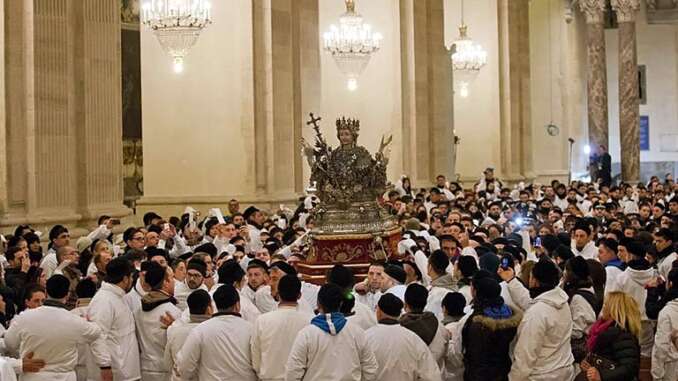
[[471, 308, 523, 331]]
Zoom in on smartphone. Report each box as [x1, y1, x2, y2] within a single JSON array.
[[501, 256, 511, 270], [535, 236, 542, 248], [110, 219, 121, 225]]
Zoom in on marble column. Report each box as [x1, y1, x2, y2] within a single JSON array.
[[497, 0, 532, 181], [579, 0, 609, 152], [399, 0, 454, 186], [252, 0, 320, 199], [611, 0, 641, 182], [1, 0, 129, 232]]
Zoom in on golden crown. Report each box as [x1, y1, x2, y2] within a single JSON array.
[[336, 117, 360, 135]]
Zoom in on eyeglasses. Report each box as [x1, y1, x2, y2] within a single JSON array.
[[186, 272, 203, 278]]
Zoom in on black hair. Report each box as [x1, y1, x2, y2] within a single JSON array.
[[187, 289, 212, 315], [317, 283, 343, 313], [46, 274, 70, 299], [404, 283, 428, 312], [213, 284, 240, 311], [75, 279, 97, 299], [278, 274, 302, 303]]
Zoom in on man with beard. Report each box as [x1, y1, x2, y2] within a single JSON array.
[[485, 201, 503, 224], [499, 259, 575, 381], [174, 259, 208, 311], [243, 206, 266, 252], [571, 223, 598, 260], [87, 257, 138, 381]]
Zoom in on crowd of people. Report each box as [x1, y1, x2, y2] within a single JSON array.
[[0, 169, 676, 381]]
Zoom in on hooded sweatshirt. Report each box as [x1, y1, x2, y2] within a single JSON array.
[[135, 290, 181, 377], [508, 285, 575, 381], [426, 273, 458, 321], [400, 311, 450, 369], [611, 259, 656, 357], [286, 313, 378, 381], [652, 299, 678, 381]]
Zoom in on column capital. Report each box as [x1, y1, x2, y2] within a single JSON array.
[[611, 0, 641, 23], [579, 0, 607, 24]]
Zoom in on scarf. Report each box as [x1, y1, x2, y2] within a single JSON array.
[[482, 304, 512, 320], [604, 258, 625, 271], [311, 312, 346, 336], [587, 319, 614, 352]]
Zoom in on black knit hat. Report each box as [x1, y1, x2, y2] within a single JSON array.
[[384, 264, 407, 284], [378, 293, 403, 317], [472, 277, 501, 302], [568, 256, 590, 279]]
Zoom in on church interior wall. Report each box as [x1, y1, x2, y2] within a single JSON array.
[[605, 3, 678, 179], [444, 0, 502, 184], [140, 0, 254, 202], [317, 0, 404, 182]]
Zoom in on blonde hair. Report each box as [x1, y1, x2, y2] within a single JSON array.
[[602, 291, 641, 339], [94, 240, 111, 255]]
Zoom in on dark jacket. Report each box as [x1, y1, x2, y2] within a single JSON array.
[[591, 324, 640, 381], [646, 285, 678, 320], [399, 311, 438, 345], [461, 308, 522, 381]]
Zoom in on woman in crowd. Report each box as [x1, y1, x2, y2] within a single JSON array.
[[580, 291, 641, 381]]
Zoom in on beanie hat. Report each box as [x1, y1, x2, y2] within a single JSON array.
[[186, 259, 207, 277], [472, 277, 502, 302], [532, 258, 560, 288], [378, 293, 404, 317], [568, 256, 590, 279], [479, 253, 500, 274], [384, 264, 407, 284]]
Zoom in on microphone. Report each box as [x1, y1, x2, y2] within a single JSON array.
[[568, 138, 575, 144]]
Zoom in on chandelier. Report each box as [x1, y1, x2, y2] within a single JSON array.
[[450, 0, 487, 97], [323, 0, 382, 91], [141, 0, 212, 73]]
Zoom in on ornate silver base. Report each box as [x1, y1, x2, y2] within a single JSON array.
[[311, 201, 399, 236]]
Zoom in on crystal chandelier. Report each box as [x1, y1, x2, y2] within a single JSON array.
[[141, 0, 212, 73], [450, 0, 487, 97], [323, 0, 382, 91]]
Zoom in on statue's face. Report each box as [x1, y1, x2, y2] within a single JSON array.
[[338, 128, 354, 145]]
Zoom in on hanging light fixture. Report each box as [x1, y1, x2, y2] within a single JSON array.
[[141, 0, 213, 73], [323, 0, 382, 91], [450, 0, 487, 97]]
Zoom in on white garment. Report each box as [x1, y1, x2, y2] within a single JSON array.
[[70, 303, 96, 381], [354, 289, 381, 312], [604, 265, 623, 294], [254, 286, 278, 314], [4, 305, 106, 381], [571, 241, 598, 260], [0, 357, 17, 381], [87, 282, 141, 381], [300, 282, 320, 310], [569, 291, 596, 339], [426, 285, 455, 321], [286, 321, 378, 381], [134, 296, 182, 379], [86, 225, 111, 243], [39, 249, 57, 279], [658, 252, 678, 280], [611, 266, 656, 357], [177, 314, 257, 381], [458, 285, 472, 306], [346, 301, 377, 331], [173, 282, 208, 311], [123, 279, 146, 316], [384, 284, 406, 302], [652, 299, 678, 381], [444, 314, 472, 381], [165, 318, 201, 381], [506, 282, 575, 381], [429, 319, 451, 370], [365, 323, 441, 381], [251, 305, 313, 381]]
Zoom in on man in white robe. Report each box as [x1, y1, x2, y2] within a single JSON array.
[[251, 274, 312, 381], [173, 259, 209, 311], [353, 263, 384, 311], [134, 262, 181, 381], [87, 258, 141, 381], [286, 283, 378, 381], [365, 294, 440, 381], [177, 284, 257, 381], [425, 250, 458, 321], [4, 275, 110, 381], [165, 289, 212, 381], [380, 264, 407, 302]]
